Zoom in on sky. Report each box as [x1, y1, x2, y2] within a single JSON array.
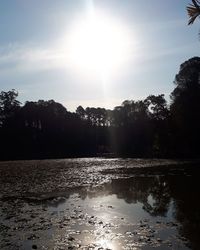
[[0, 0, 199, 111]]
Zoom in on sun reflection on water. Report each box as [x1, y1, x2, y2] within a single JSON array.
[[96, 237, 116, 249]]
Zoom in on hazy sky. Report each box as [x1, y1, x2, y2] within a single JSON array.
[[0, 0, 199, 111]]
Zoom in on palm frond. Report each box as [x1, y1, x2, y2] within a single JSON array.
[[187, 0, 200, 25], [192, 0, 200, 8]]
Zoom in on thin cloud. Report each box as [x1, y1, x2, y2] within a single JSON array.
[[0, 43, 68, 74]]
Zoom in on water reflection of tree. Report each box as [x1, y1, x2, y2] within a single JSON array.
[[83, 175, 200, 249], [142, 176, 171, 216], [111, 176, 171, 217], [168, 175, 200, 249], [85, 176, 171, 217]]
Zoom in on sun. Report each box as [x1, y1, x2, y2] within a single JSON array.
[[65, 10, 132, 77]]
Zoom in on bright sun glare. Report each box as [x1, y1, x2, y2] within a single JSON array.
[[65, 10, 132, 77]]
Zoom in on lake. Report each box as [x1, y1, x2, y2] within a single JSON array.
[[0, 158, 200, 249]]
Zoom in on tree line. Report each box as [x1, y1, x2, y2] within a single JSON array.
[[1, 57, 200, 160]]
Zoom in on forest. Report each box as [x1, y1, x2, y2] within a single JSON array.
[[1, 56, 200, 160]]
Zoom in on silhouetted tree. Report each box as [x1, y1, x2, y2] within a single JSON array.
[[170, 57, 200, 156], [76, 105, 86, 120], [1, 56, 200, 160], [145, 95, 170, 156], [0, 89, 21, 127], [146, 94, 169, 121]]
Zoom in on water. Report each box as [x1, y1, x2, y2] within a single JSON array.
[[0, 158, 200, 249]]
